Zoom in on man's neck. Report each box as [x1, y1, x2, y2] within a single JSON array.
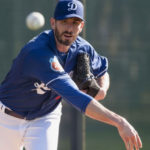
[[56, 41, 70, 53]]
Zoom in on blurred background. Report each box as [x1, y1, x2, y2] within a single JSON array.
[[0, 0, 149, 150]]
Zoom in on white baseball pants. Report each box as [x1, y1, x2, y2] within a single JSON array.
[[0, 102, 62, 150]]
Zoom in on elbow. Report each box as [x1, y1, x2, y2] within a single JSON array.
[[94, 89, 107, 101], [102, 90, 107, 99], [100, 91, 107, 100]]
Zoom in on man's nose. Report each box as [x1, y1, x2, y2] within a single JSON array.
[[66, 23, 73, 32]]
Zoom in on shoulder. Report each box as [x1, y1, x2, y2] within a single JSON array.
[[19, 30, 54, 59], [24, 30, 52, 50], [74, 36, 95, 54], [75, 36, 92, 48]]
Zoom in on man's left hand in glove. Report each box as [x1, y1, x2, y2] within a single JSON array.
[[72, 52, 110, 100]]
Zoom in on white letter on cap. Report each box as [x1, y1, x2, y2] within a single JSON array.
[[68, 2, 77, 11]]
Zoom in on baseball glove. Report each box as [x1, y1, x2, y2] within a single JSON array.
[[72, 52, 100, 97]]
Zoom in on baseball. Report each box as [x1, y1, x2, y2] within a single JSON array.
[[26, 12, 45, 30]]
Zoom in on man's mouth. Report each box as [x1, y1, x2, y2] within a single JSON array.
[[63, 31, 73, 38], [63, 35, 73, 40], [64, 34, 72, 38]]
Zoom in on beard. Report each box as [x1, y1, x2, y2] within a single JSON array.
[[54, 27, 76, 46]]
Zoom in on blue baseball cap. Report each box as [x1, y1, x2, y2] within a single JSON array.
[[54, 0, 84, 21]]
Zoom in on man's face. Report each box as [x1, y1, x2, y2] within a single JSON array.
[[51, 17, 84, 46]]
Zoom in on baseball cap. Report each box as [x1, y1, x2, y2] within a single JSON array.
[[54, 0, 84, 21]]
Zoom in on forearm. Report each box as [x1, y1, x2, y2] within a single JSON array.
[[85, 99, 123, 128]]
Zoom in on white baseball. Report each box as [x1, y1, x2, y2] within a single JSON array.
[[26, 12, 45, 30]]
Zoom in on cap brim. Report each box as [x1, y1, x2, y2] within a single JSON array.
[[55, 14, 84, 21]]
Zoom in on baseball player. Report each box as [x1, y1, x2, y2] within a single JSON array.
[[0, 0, 142, 150]]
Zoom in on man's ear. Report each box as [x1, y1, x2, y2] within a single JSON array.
[[50, 18, 55, 30], [79, 21, 85, 33]]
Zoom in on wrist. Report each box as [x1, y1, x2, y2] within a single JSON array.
[[115, 116, 127, 129]]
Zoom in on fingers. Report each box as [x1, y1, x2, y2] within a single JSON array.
[[129, 139, 134, 150], [128, 135, 140, 150], [121, 132, 142, 150], [124, 138, 134, 150], [123, 137, 136, 150], [133, 136, 139, 150], [136, 134, 142, 148], [122, 137, 129, 150], [118, 118, 143, 150], [133, 132, 142, 150]]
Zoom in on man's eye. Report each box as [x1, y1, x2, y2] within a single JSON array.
[[73, 21, 79, 25], [61, 20, 67, 24]]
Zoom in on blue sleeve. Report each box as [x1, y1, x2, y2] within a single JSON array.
[[22, 49, 66, 84], [78, 44, 108, 78], [48, 75, 93, 113], [22, 49, 92, 112], [90, 47, 108, 78]]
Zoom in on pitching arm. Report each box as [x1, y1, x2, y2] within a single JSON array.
[[85, 99, 142, 150]]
